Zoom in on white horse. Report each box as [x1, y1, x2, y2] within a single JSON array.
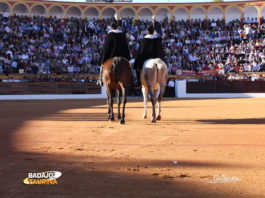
[[141, 58, 168, 123]]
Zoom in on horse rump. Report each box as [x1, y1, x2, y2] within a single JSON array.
[[112, 57, 132, 87]]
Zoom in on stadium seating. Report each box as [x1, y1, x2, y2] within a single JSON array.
[[1, 1, 265, 82]]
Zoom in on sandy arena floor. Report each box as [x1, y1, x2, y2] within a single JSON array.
[[0, 98, 265, 198]]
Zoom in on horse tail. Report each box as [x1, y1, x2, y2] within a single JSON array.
[[155, 59, 159, 83], [112, 57, 118, 73], [112, 57, 132, 87], [143, 59, 159, 83], [112, 57, 121, 84]]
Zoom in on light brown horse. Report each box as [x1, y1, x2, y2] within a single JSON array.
[[102, 57, 132, 124], [141, 58, 168, 123]]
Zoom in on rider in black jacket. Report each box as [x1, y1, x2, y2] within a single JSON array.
[[133, 24, 165, 84], [98, 22, 131, 86]]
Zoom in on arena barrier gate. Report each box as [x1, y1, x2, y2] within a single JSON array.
[[0, 84, 107, 100], [175, 80, 265, 98], [1, 81, 265, 100]]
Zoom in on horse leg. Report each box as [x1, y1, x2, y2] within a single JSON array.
[[156, 100, 161, 121], [156, 88, 161, 120], [106, 86, 112, 121], [116, 89, 121, 119], [148, 86, 156, 123], [153, 88, 160, 121], [107, 88, 114, 121], [142, 85, 148, 119], [156, 84, 166, 121], [120, 85, 127, 124], [110, 90, 115, 121]]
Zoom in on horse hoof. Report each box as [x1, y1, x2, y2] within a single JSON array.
[[151, 119, 156, 123], [117, 115, 121, 119], [120, 120, 125, 124], [143, 115, 147, 119], [110, 117, 115, 121], [156, 115, 161, 121]]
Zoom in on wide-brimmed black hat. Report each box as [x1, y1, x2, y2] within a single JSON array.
[[147, 25, 154, 34], [111, 21, 118, 29]]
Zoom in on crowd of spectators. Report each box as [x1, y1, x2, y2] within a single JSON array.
[[1, 14, 265, 77], [162, 18, 265, 75]]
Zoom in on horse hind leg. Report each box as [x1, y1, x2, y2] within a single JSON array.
[[106, 87, 113, 121], [120, 85, 127, 124], [156, 101, 161, 121], [148, 86, 157, 123], [142, 85, 148, 119], [106, 88, 114, 121], [110, 93, 114, 121], [153, 88, 161, 121], [116, 89, 121, 119], [156, 84, 166, 121]]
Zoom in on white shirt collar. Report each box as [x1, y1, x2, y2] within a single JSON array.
[[108, 29, 122, 34], [144, 34, 158, 39]]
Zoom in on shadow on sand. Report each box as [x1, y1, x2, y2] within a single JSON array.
[[0, 99, 255, 198]]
